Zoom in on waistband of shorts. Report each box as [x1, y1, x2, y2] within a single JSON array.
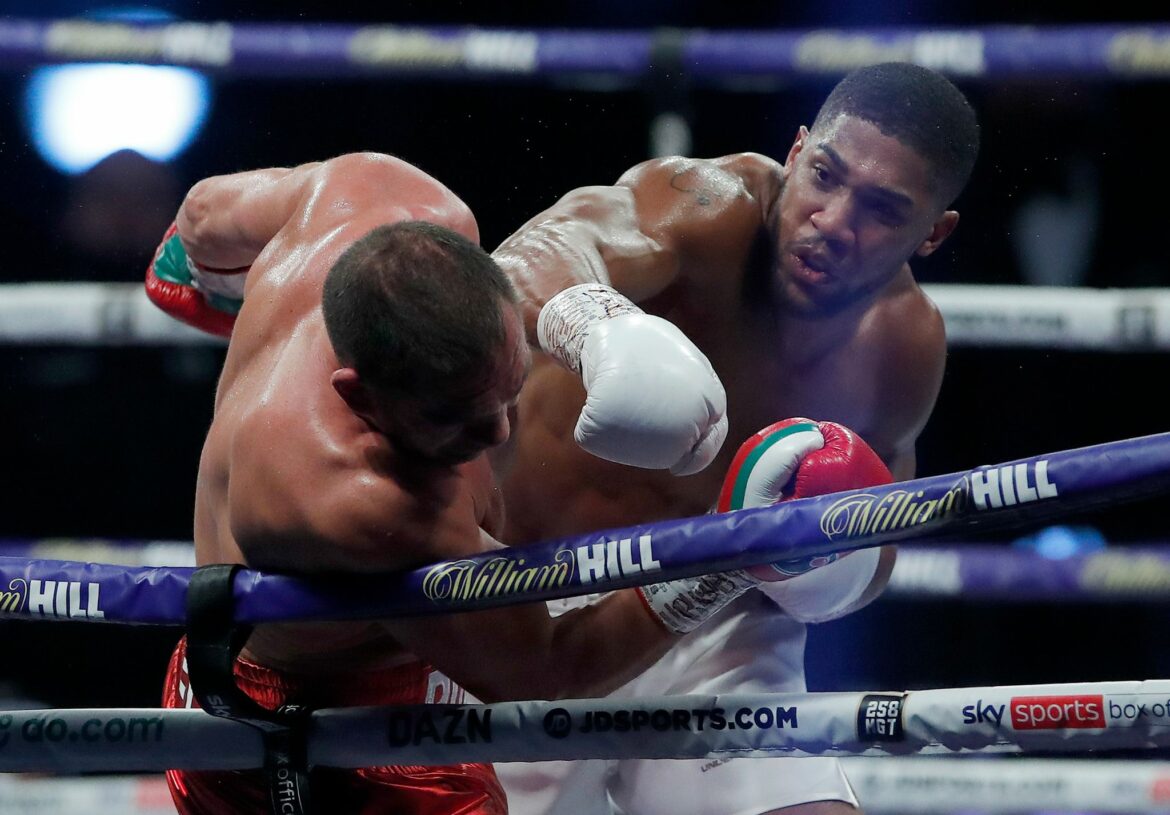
[[173, 635, 456, 707]]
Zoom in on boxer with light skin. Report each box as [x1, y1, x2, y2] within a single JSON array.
[[144, 152, 806, 815], [490, 62, 979, 815]]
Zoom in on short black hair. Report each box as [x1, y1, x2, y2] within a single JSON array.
[[811, 62, 980, 206], [322, 221, 517, 397]]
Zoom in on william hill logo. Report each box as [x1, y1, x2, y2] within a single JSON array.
[[0, 578, 105, 619], [820, 459, 1059, 541], [0, 579, 24, 613], [422, 535, 664, 604], [820, 481, 968, 540], [423, 549, 575, 603]]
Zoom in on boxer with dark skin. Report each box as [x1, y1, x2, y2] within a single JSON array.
[[149, 151, 773, 814], [491, 63, 980, 815]]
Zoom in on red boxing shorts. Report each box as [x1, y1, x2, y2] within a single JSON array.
[[162, 637, 507, 814]]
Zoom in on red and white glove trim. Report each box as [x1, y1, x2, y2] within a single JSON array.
[[717, 418, 894, 622], [144, 222, 247, 338]]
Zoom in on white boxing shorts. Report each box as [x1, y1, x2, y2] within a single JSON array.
[[493, 592, 860, 815]]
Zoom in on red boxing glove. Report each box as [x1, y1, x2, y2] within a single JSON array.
[[787, 419, 892, 499], [638, 419, 892, 633], [145, 222, 248, 338], [717, 418, 892, 576]]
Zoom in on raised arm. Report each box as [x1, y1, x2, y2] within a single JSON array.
[[489, 155, 774, 476], [144, 161, 329, 337], [494, 154, 772, 342], [180, 152, 476, 268], [175, 162, 323, 270], [147, 153, 476, 337]]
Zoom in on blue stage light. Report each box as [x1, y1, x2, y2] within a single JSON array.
[[25, 61, 211, 174]]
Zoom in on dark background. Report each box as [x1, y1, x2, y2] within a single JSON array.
[[1, 1, 1168, 717]]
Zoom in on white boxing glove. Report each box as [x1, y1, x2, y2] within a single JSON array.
[[537, 283, 728, 475]]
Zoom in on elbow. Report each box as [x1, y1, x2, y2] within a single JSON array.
[[176, 178, 221, 256]]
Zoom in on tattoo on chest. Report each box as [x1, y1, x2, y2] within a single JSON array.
[[670, 171, 722, 206]]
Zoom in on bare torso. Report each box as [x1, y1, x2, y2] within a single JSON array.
[[502, 154, 944, 543], [190, 156, 501, 674]]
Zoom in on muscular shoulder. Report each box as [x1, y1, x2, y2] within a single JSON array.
[[305, 152, 478, 242], [247, 463, 484, 574], [873, 273, 946, 353], [860, 276, 947, 453], [617, 153, 779, 213], [225, 401, 486, 574], [615, 154, 778, 258], [326, 470, 476, 567]]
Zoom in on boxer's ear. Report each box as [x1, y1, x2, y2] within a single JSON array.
[[915, 211, 959, 257], [783, 126, 810, 174], [332, 368, 379, 427]]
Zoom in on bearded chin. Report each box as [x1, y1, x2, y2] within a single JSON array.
[[772, 268, 851, 319]]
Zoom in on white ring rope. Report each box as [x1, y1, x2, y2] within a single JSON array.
[[923, 283, 1170, 350], [841, 756, 1170, 814], [2, 283, 1169, 350], [2, 759, 1167, 815], [0, 539, 196, 566], [1, 679, 1168, 773], [0, 774, 173, 815], [0, 283, 223, 346]]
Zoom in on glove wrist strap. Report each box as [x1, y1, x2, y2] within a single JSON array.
[[636, 570, 760, 635], [536, 283, 642, 373], [188, 258, 249, 300]]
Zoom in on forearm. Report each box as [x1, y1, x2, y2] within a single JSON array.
[[177, 162, 322, 269], [493, 187, 675, 343], [479, 592, 676, 703], [539, 590, 677, 699], [396, 589, 676, 704]]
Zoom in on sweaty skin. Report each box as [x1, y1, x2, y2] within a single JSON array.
[[186, 152, 678, 704], [495, 114, 956, 604]]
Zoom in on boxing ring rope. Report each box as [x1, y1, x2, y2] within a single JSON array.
[[3, 19, 1168, 815], [885, 543, 1170, 601], [840, 757, 1170, 814], [5, 760, 1170, 815], [1, 19, 1170, 80], [3, 431, 1169, 624], [0, 431, 1167, 778], [0, 284, 222, 346], [8, 538, 1169, 602], [2, 679, 1170, 773], [4, 282, 1169, 350]]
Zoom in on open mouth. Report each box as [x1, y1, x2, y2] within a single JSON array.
[[791, 252, 834, 284]]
